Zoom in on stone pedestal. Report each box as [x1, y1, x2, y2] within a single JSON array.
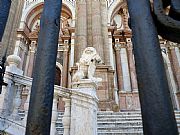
[[119, 91, 140, 111], [70, 80, 98, 135], [72, 79, 98, 98], [70, 65, 116, 111]]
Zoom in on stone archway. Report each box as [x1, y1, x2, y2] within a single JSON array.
[[54, 66, 61, 86]]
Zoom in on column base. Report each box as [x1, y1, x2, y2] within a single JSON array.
[[119, 91, 140, 111]]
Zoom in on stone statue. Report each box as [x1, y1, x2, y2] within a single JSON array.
[[72, 47, 103, 82]]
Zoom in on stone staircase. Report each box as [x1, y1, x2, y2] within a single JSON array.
[[98, 111, 180, 135], [97, 111, 143, 135], [56, 112, 64, 135], [56, 111, 180, 135]]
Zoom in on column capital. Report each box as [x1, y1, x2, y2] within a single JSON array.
[[29, 40, 37, 53], [166, 41, 178, 49], [114, 41, 126, 51], [16, 33, 26, 42], [114, 43, 122, 51], [126, 38, 133, 50], [122, 8, 128, 15]]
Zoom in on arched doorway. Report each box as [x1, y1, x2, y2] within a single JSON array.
[[54, 66, 61, 86]]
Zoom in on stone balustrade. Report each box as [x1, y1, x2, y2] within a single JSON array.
[[0, 71, 99, 135]]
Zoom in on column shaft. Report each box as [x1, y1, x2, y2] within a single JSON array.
[[101, 1, 110, 65], [74, 1, 87, 62], [169, 46, 180, 91], [25, 0, 62, 134], [62, 43, 69, 88], [114, 44, 123, 91], [0, 0, 11, 40], [120, 45, 131, 91], [86, 0, 93, 46], [27, 41, 36, 77], [127, 0, 178, 134], [127, 41, 138, 91], [92, 1, 104, 61]]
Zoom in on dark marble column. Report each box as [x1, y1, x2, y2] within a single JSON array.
[[25, 0, 62, 134], [127, 0, 178, 134], [0, 0, 11, 41]]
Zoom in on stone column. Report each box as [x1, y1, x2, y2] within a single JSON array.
[[71, 80, 98, 135], [24, 50, 30, 76], [50, 93, 58, 135], [120, 43, 131, 91], [19, 41, 28, 70], [0, 0, 11, 40], [27, 40, 37, 77], [62, 98, 71, 135], [161, 48, 179, 110], [114, 41, 123, 91], [127, 0, 178, 134], [0, 0, 24, 56], [175, 47, 180, 66], [74, 0, 87, 62], [92, 0, 104, 61], [14, 34, 24, 56], [108, 32, 115, 69], [62, 40, 69, 88], [168, 42, 180, 91], [122, 8, 129, 30], [86, 0, 93, 46], [70, 33, 75, 67], [126, 38, 138, 91], [101, 1, 110, 65]]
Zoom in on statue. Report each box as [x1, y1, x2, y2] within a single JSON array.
[[72, 47, 103, 82]]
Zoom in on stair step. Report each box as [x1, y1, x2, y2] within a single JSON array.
[[55, 111, 180, 135]]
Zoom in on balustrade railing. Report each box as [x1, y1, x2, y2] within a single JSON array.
[[0, 71, 72, 135]]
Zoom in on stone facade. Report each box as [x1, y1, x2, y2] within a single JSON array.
[[1, 0, 180, 112]]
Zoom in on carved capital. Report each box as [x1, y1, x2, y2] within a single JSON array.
[[166, 41, 178, 49], [29, 41, 37, 53], [114, 43, 122, 51]]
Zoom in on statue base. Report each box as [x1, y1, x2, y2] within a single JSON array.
[[72, 79, 98, 99], [70, 80, 98, 135]]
